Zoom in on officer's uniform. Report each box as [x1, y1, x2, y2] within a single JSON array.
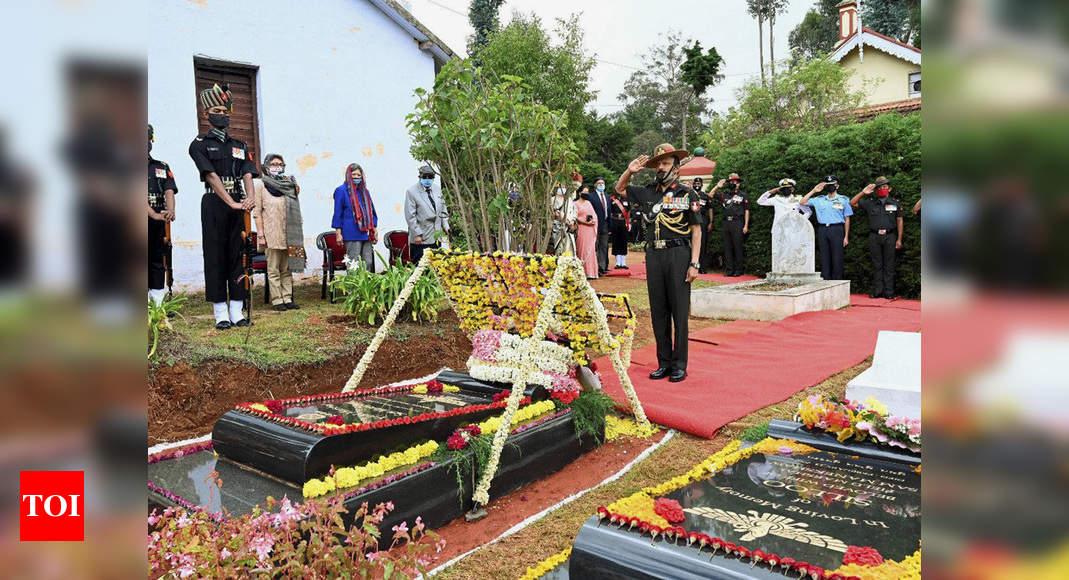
[[188, 131, 259, 304], [714, 188, 749, 275], [695, 189, 714, 272], [808, 194, 853, 280], [859, 195, 903, 297], [148, 156, 178, 296], [625, 181, 700, 372]]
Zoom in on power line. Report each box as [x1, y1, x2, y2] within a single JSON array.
[[419, 0, 466, 18]]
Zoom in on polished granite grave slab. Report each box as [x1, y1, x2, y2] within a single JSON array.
[[571, 447, 920, 578]]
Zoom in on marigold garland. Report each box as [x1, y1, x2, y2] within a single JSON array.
[[302, 440, 440, 499], [605, 415, 659, 441], [518, 547, 571, 580]]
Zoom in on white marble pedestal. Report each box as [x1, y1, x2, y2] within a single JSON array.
[[690, 278, 850, 321], [846, 331, 921, 419]]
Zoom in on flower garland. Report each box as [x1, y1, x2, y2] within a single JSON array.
[[148, 440, 214, 464], [338, 462, 436, 502], [236, 382, 524, 437], [796, 395, 921, 452], [595, 438, 922, 580], [518, 547, 571, 580], [303, 440, 440, 499], [342, 252, 433, 392], [467, 329, 581, 402], [605, 415, 659, 441], [147, 481, 224, 522]]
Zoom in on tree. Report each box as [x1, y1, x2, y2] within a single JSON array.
[[746, 0, 768, 85], [407, 61, 578, 253], [767, 0, 789, 77], [697, 58, 867, 156], [618, 32, 714, 152], [578, 112, 635, 175], [862, 0, 910, 44], [476, 12, 596, 150], [788, 0, 839, 64], [467, 0, 505, 56], [679, 41, 724, 149]]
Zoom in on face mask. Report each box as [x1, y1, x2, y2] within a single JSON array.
[[352, 177, 362, 185], [556, 187, 566, 195], [655, 170, 669, 184], [728, 182, 738, 191], [580, 193, 591, 199], [208, 113, 230, 129], [268, 167, 284, 176], [877, 187, 890, 198], [596, 184, 605, 192], [509, 191, 520, 200], [780, 188, 794, 196], [825, 185, 837, 194], [420, 178, 433, 188]]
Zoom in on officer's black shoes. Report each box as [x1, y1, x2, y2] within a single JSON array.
[[234, 319, 251, 327], [621, 265, 630, 270], [286, 302, 300, 310], [868, 293, 881, 299], [883, 293, 896, 300], [649, 367, 671, 380], [215, 320, 232, 330], [272, 304, 288, 312], [669, 369, 687, 382]]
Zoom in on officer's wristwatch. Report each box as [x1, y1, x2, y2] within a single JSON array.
[[689, 262, 701, 270]]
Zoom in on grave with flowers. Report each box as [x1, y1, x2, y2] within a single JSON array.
[[522, 395, 921, 579], [148, 250, 651, 546]]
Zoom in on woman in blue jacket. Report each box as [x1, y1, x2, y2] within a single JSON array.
[[332, 163, 378, 271]]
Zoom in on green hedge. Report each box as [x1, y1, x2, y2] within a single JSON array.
[[706, 113, 921, 298]]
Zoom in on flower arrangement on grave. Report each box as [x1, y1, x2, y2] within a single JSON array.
[[467, 329, 581, 403], [586, 438, 921, 580], [796, 395, 921, 452]]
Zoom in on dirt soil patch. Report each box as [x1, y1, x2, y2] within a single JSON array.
[[148, 311, 472, 444]]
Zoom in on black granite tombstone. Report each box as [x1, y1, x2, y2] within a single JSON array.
[[571, 447, 920, 579]]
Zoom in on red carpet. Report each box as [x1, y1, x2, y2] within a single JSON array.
[[597, 298, 921, 438]]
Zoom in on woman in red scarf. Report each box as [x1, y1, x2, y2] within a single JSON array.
[[332, 163, 378, 271]]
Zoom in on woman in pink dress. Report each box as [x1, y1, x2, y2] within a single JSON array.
[[573, 185, 599, 279]]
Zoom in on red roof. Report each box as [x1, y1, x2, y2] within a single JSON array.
[[861, 27, 920, 53], [680, 155, 716, 177], [846, 97, 921, 122]]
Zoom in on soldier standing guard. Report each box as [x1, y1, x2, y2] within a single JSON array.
[[188, 83, 259, 330], [710, 173, 750, 276], [616, 143, 702, 383], [691, 177, 714, 273], [851, 176, 904, 298], [148, 124, 177, 306]]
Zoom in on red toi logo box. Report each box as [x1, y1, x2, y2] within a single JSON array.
[[20, 471, 84, 541]]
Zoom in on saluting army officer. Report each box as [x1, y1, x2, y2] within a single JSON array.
[[616, 143, 702, 383], [710, 172, 750, 276], [850, 176, 904, 299], [148, 124, 177, 307], [188, 83, 259, 330], [800, 176, 852, 280]]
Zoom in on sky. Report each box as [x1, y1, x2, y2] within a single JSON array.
[[404, 0, 819, 117]]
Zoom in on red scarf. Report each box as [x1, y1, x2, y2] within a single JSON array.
[[612, 196, 630, 229], [345, 165, 377, 233]]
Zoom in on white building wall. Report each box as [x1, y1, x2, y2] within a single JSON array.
[[149, 0, 435, 292]]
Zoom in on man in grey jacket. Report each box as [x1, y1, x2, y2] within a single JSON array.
[[404, 165, 450, 263]]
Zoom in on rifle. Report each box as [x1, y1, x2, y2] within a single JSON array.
[[162, 220, 174, 301], [242, 209, 255, 344]]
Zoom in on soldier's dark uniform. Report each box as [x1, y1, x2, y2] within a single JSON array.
[[148, 154, 178, 295], [714, 187, 749, 276], [625, 180, 700, 373], [609, 193, 630, 264], [859, 194, 904, 298], [188, 132, 258, 304], [695, 188, 714, 272]]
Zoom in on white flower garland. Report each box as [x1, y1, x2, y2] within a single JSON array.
[[342, 253, 432, 393]]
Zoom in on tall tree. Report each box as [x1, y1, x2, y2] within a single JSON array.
[[467, 0, 505, 56], [767, 0, 789, 78], [679, 41, 724, 149], [476, 13, 596, 149], [862, 0, 911, 43], [618, 31, 714, 151], [746, 0, 768, 85], [788, 0, 839, 64]]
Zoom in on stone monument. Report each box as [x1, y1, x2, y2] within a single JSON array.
[[846, 331, 921, 420], [767, 209, 822, 284]]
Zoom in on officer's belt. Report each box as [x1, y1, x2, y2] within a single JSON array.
[[648, 238, 690, 250], [817, 222, 844, 227], [871, 229, 897, 235], [725, 216, 742, 221]]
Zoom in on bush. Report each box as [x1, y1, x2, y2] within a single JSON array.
[[708, 113, 921, 298], [330, 258, 445, 325]]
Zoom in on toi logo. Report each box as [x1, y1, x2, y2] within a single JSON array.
[[20, 471, 84, 541]]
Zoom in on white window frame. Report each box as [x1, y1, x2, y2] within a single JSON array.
[[908, 71, 921, 98]]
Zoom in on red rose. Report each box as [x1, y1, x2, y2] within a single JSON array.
[[842, 546, 884, 567], [492, 391, 509, 403], [264, 400, 286, 414], [426, 380, 444, 394], [653, 497, 685, 523], [447, 432, 468, 451], [465, 424, 482, 436], [326, 415, 345, 425], [551, 390, 579, 404]]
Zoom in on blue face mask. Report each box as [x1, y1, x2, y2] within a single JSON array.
[[352, 177, 362, 185], [420, 178, 433, 188], [596, 184, 605, 192]]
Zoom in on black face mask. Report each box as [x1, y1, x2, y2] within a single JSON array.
[[780, 188, 794, 196], [209, 113, 231, 129], [727, 182, 738, 191], [655, 170, 669, 184], [825, 185, 837, 193], [580, 193, 591, 200]]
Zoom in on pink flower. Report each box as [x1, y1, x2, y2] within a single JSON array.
[[392, 521, 409, 535], [435, 539, 447, 553], [778, 446, 795, 455], [147, 511, 160, 526], [366, 551, 381, 562], [248, 534, 274, 563], [176, 563, 195, 578], [220, 547, 232, 559]]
